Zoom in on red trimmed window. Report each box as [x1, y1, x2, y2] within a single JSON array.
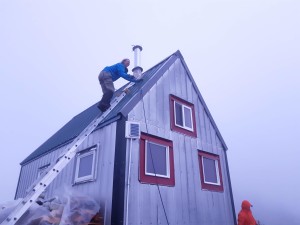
[[139, 133, 175, 186], [198, 151, 224, 192], [170, 95, 197, 137]]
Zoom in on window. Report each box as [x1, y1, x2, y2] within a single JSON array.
[[139, 133, 175, 186], [37, 164, 50, 178], [145, 141, 170, 178], [198, 151, 223, 192], [74, 147, 97, 184], [170, 95, 197, 137]]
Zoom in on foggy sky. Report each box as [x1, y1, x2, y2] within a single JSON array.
[[0, 1, 299, 224]]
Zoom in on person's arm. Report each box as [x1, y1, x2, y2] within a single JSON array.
[[116, 64, 139, 82]]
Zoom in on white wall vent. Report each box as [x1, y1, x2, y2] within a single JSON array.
[[125, 121, 141, 139]]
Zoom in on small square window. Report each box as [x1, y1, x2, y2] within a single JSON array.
[[170, 95, 197, 137], [139, 133, 175, 186], [198, 151, 223, 192], [74, 147, 97, 184]]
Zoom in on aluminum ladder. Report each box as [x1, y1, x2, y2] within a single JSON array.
[[1, 82, 135, 225]]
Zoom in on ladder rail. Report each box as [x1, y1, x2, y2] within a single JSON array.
[[1, 82, 134, 225]]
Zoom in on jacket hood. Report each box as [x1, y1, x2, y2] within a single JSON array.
[[241, 200, 252, 210]]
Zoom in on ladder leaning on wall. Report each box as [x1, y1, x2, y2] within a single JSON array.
[[0, 82, 136, 225]]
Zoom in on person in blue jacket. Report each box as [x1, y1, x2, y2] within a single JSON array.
[[98, 58, 140, 112]]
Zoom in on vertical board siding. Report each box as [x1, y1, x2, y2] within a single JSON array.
[[127, 59, 234, 225], [16, 146, 65, 199], [16, 123, 117, 225]]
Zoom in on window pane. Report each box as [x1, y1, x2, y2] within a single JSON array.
[[78, 154, 93, 178], [175, 102, 183, 126], [38, 166, 49, 178], [203, 157, 218, 183], [184, 107, 192, 128], [146, 142, 167, 176]]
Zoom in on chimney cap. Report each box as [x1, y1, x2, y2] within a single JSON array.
[[132, 45, 143, 51]]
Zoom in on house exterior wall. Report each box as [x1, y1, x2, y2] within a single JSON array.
[[15, 54, 234, 225], [126, 58, 235, 225], [15, 122, 118, 225]]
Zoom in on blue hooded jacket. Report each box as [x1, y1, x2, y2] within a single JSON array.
[[103, 63, 137, 82]]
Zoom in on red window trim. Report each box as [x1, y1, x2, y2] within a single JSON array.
[[198, 150, 224, 192], [139, 133, 175, 186], [169, 94, 197, 137]]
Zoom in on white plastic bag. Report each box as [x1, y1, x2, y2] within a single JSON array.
[[17, 186, 100, 225], [58, 188, 100, 225], [0, 199, 22, 223]]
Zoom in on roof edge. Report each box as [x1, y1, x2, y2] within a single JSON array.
[[176, 51, 228, 150], [20, 114, 122, 165], [119, 52, 179, 116], [120, 49, 228, 150]]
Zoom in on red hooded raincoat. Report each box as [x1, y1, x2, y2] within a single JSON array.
[[237, 200, 257, 225]]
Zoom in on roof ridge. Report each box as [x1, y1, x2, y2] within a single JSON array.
[[20, 52, 177, 165]]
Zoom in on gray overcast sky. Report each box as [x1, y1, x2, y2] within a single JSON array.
[[0, 1, 299, 224]]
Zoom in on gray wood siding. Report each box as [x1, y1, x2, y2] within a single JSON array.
[[16, 122, 117, 225], [127, 59, 235, 225]]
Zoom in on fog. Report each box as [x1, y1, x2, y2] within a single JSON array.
[[0, 1, 299, 224]]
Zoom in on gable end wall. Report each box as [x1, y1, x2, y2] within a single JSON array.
[[125, 58, 235, 225]]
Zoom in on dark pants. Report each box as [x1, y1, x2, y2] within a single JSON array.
[[98, 71, 115, 111]]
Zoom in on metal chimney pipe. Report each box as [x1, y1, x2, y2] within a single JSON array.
[[132, 45, 143, 78]]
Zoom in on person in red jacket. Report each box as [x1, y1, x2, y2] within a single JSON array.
[[237, 200, 257, 225]]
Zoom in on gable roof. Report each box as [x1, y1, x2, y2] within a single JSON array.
[[21, 51, 227, 165]]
